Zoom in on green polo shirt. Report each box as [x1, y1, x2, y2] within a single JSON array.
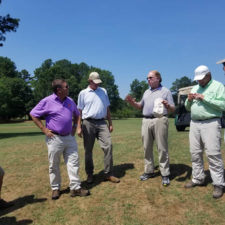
[[185, 80, 225, 120]]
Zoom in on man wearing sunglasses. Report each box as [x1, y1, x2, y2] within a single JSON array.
[[125, 70, 175, 186], [30, 79, 90, 200]]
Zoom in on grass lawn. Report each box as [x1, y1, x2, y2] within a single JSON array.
[[0, 118, 225, 225]]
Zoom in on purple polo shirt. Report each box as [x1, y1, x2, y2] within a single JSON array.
[[30, 93, 79, 135]]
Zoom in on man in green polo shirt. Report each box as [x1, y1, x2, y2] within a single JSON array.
[[184, 65, 225, 199]]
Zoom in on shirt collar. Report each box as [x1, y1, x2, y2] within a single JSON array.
[[198, 79, 212, 89], [52, 93, 67, 102], [150, 84, 162, 91], [87, 86, 99, 92]]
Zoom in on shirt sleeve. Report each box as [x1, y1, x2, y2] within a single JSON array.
[[73, 103, 80, 117], [77, 91, 84, 110], [167, 90, 175, 106], [184, 86, 196, 112], [30, 99, 47, 118], [203, 83, 225, 111], [185, 98, 192, 112], [104, 89, 110, 107]]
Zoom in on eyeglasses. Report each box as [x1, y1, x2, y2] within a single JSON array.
[[146, 77, 155, 81]]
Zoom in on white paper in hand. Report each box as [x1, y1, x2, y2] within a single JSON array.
[[153, 98, 166, 118]]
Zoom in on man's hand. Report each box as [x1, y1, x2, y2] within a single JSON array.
[[108, 125, 113, 133], [77, 127, 83, 138], [125, 95, 135, 104], [188, 93, 195, 102], [42, 127, 54, 138], [162, 100, 169, 109], [194, 93, 204, 101]]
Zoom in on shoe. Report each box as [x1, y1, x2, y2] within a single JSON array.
[[184, 180, 205, 188], [105, 175, 120, 183], [52, 190, 60, 200], [87, 174, 94, 184], [0, 199, 14, 210], [70, 188, 90, 197], [139, 173, 154, 181], [162, 176, 170, 186], [213, 185, 224, 199]]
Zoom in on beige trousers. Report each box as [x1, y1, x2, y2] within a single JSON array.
[[141, 117, 170, 176], [189, 118, 225, 186], [46, 135, 81, 191]]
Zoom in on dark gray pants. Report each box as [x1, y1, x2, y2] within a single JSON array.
[[82, 119, 113, 175]]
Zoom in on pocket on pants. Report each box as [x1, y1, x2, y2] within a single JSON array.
[[46, 136, 55, 145]]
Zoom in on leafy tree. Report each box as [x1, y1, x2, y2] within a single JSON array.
[[170, 76, 196, 94], [170, 76, 197, 105], [0, 77, 33, 120], [0, 57, 33, 120], [32, 59, 121, 113], [129, 79, 148, 101], [0, 0, 20, 46], [0, 56, 18, 78], [124, 78, 149, 118]]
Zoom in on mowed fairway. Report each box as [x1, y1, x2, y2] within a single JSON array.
[[1, 118, 225, 225]]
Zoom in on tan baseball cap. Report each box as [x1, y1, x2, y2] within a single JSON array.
[[89, 72, 102, 84]]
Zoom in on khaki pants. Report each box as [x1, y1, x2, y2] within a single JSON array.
[[141, 117, 170, 176], [189, 118, 225, 186], [82, 119, 113, 175], [46, 135, 81, 190]]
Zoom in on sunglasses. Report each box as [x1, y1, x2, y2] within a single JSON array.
[[146, 76, 156, 81]]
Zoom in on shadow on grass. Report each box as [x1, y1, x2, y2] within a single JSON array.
[[170, 163, 192, 182], [170, 165, 224, 186], [0, 132, 43, 139], [60, 163, 135, 193], [0, 217, 32, 225], [85, 163, 134, 189], [0, 120, 26, 124], [0, 195, 47, 218]]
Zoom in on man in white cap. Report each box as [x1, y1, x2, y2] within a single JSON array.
[[77, 72, 120, 184], [216, 58, 225, 73], [184, 65, 225, 199]]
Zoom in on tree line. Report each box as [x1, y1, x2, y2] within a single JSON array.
[[0, 56, 196, 121]]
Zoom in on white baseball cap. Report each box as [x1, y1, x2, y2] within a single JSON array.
[[89, 72, 102, 84], [216, 58, 225, 64], [194, 65, 210, 81]]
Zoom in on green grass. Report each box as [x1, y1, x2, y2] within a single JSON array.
[[0, 118, 225, 225]]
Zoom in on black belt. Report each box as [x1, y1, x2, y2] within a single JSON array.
[[85, 118, 104, 121], [143, 115, 167, 119], [143, 115, 156, 119], [51, 131, 70, 136], [193, 117, 220, 122]]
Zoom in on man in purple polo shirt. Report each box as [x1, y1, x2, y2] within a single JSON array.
[[30, 79, 89, 200]]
